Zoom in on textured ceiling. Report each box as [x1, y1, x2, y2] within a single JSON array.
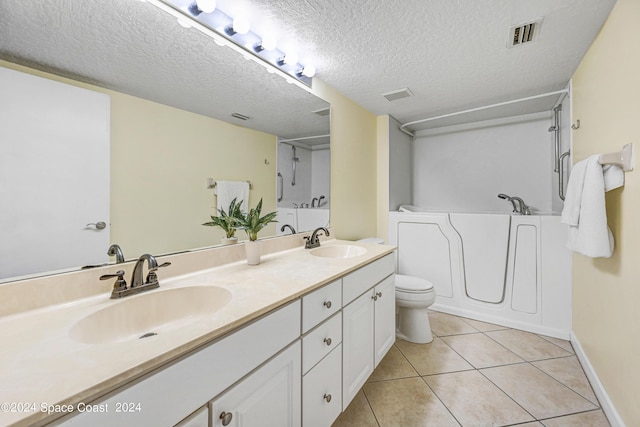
[[0, 0, 616, 134]]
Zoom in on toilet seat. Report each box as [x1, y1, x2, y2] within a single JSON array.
[[396, 274, 433, 293]]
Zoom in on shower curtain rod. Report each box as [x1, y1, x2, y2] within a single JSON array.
[[399, 89, 570, 137], [279, 134, 330, 143]]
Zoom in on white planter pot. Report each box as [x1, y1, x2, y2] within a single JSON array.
[[221, 237, 238, 246], [245, 240, 261, 265]]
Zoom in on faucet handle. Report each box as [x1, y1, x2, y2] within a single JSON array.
[[146, 262, 171, 285], [100, 270, 127, 296]]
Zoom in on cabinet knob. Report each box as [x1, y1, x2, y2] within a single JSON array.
[[372, 295, 378, 301], [376, 291, 383, 298], [324, 393, 332, 403], [323, 337, 332, 346], [323, 300, 332, 309], [220, 411, 233, 426]]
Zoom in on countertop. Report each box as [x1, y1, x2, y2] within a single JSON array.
[[0, 239, 395, 426]]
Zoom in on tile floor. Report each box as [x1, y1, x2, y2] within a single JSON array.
[[332, 311, 610, 427]]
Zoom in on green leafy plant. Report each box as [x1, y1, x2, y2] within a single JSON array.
[[236, 198, 277, 241], [202, 197, 244, 239]]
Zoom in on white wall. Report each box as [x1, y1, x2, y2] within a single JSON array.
[[388, 117, 413, 210], [412, 113, 557, 213]]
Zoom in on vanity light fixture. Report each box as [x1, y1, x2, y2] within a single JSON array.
[[147, 0, 316, 88]]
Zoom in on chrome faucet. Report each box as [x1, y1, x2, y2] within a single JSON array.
[[318, 195, 325, 207], [281, 224, 297, 235], [100, 253, 171, 299], [107, 244, 125, 263], [304, 227, 330, 249], [497, 194, 531, 215]]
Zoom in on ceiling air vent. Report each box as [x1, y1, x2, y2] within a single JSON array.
[[231, 112, 251, 120], [313, 107, 330, 117], [509, 19, 542, 47], [382, 87, 413, 102]]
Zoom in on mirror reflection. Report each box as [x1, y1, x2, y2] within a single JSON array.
[[0, 0, 330, 282]]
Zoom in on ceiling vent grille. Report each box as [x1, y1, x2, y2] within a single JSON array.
[[509, 19, 542, 47], [382, 87, 413, 102], [231, 112, 251, 120]]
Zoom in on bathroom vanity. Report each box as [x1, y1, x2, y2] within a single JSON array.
[[0, 237, 395, 427]]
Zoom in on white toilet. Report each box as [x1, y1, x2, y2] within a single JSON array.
[[395, 274, 436, 343], [357, 238, 437, 344]]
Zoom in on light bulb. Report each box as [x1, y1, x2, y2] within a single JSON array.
[[279, 52, 298, 66], [301, 64, 316, 77], [260, 34, 277, 51], [232, 17, 250, 34], [195, 0, 216, 13], [177, 18, 192, 28]]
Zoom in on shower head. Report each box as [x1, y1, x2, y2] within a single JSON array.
[[497, 194, 511, 200]]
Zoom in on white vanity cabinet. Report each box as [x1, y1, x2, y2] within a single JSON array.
[[341, 254, 395, 409], [209, 342, 301, 427], [176, 406, 208, 427]]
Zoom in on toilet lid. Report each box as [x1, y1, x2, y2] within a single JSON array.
[[396, 274, 434, 293]]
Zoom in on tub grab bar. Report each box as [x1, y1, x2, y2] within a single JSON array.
[[277, 172, 283, 202], [559, 151, 570, 201]]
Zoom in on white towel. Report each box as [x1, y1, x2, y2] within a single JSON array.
[[215, 181, 249, 213], [560, 155, 615, 258]]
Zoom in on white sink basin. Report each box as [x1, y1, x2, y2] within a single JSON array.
[[69, 286, 232, 344], [310, 245, 367, 259]]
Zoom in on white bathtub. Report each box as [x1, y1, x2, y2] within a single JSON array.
[[388, 210, 572, 338]]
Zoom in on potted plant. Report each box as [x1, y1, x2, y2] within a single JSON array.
[[202, 197, 244, 245], [236, 198, 277, 265]]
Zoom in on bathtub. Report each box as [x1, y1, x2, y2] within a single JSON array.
[[388, 210, 572, 338]]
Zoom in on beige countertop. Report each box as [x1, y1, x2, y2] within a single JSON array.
[[0, 239, 395, 427]]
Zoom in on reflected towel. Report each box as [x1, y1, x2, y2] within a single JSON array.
[[215, 181, 249, 213], [560, 155, 614, 258]]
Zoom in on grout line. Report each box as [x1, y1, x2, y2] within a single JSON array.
[[418, 375, 464, 427], [476, 363, 538, 422], [360, 386, 381, 426], [536, 408, 611, 425], [529, 359, 601, 408]]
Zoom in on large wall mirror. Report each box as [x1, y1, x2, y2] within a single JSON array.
[[0, 0, 330, 282]]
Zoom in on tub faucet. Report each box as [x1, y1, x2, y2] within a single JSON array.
[[107, 244, 125, 263], [281, 224, 296, 235], [497, 194, 531, 215], [311, 197, 318, 208], [318, 195, 325, 207], [305, 227, 330, 249]]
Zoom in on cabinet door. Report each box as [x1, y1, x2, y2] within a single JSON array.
[[210, 342, 301, 427], [176, 406, 208, 427], [374, 275, 396, 367], [303, 345, 342, 427], [342, 290, 374, 410]]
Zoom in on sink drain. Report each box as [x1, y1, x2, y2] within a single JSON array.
[[139, 332, 158, 339]]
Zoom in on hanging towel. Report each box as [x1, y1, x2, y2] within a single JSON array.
[[560, 155, 617, 258], [215, 181, 249, 213]]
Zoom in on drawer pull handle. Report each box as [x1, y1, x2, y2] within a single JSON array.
[[323, 301, 332, 309], [376, 291, 383, 298], [220, 411, 233, 426], [324, 337, 332, 346], [324, 393, 332, 403]]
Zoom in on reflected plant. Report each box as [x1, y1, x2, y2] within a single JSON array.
[[202, 197, 244, 239]]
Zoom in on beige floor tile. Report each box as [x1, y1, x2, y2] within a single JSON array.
[[363, 377, 459, 427], [541, 410, 611, 427], [533, 356, 598, 404], [424, 370, 533, 426], [442, 333, 524, 369], [486, 329, 572, 361], [481, 363, 597, 419], [460, 317, 510, 332], [368, 345, 419, 382], [516, 423, 545, 427], [332, 390, 379, 427], [396, 338, 474, 376], [539, 335, 575, 354], [430, 312, 479, 336]]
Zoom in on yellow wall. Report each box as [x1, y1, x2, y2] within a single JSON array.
[[376, 115, 391, 242], [311, 79, 379, 240], [0, 60, 277, 259], [571, 0, 640, 424]]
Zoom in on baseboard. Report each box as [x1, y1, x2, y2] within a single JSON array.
[[570, 331, 626, 427]]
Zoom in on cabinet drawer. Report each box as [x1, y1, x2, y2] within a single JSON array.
[[302, 312, 342, 374], [343, 253, 395, 305], [303, 345, 342, 427], [175, 406, 208, 427], [302, 279, 341, 333]]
